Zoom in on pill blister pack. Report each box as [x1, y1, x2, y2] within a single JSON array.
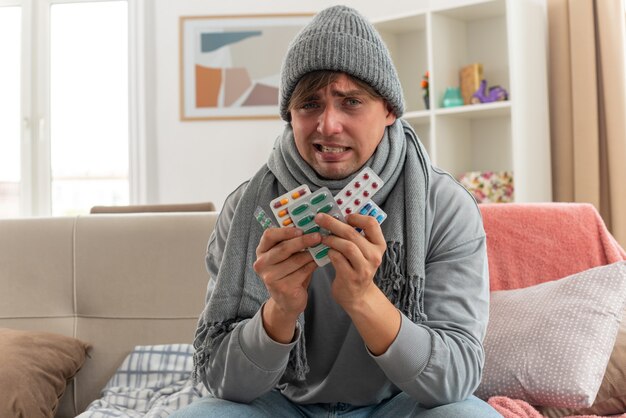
[[254, 206, 276, 230], [253, 167, 387, 266], [268, 185, 344, 266], [358, 200, 387, 222], [354, 200, 387, 233], [269, 185, 311, 228], [336, 167, 387, 227]]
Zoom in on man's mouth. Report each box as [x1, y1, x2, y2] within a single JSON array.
[[314, 144, 349, 153]]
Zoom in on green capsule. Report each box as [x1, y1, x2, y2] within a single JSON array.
[[311, 193, 327, 205], [304, 226, 321, 234], [291, 203, 309, 215], [315, 247, 330, 259], [317, 203, 333, 214], [297, 215, 315, 227]]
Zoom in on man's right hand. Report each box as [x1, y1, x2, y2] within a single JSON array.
[[253, 227, 321, 343]]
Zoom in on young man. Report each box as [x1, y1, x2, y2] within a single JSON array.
[[172, 5, 501, 417]]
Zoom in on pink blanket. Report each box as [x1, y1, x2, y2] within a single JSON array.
[[488, 397, 626, 418], [479, 203, 626, 291], [479, 203, 626, 418]]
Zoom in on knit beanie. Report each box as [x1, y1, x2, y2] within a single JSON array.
[[279, 5, 404, 121]]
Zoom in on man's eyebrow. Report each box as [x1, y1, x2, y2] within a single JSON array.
[[331, 89, 367, 98], [303, 93, 320, 101], [302, 88, 367, 102]]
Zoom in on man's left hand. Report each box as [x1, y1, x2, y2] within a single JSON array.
[[314, 212, 400, 355], [314, 212, 387, 311]]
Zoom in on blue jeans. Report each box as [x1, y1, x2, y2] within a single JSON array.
[[169, 390, 502, 418]]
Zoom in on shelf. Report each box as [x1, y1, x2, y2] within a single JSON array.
[[432, 0, 505, 21], [402, 102, 510, 123], [403, 110, 430, 125], [374, 14, 428, 113], [434, 101, 511, 119], [374, 0, 551, 202], [372, 12, 426, 32]]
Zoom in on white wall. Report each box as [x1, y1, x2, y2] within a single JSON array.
[[148, 0, 427, 210]]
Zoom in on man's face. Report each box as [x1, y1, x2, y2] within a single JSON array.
[[290, 74, 397, 180]]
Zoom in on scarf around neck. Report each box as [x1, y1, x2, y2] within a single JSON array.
[[192, 119, 430, 384]]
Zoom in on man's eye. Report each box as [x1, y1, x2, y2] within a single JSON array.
[[345, 98, 362, 106], [301, 102, 319, 110]]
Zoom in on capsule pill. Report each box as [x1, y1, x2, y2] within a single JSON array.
[[274, 198, 289, 208], [292, 204, 309, 215], [292, 189, 307, 199], [359, 203, 372, 215], [311, 193, 327, 205], [315, 247, 330, 259], [297, 215, 315, 227], [317, 203, 333, 214]]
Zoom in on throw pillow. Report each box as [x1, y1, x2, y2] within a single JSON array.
[[0, 328, 90, 418], [475, 262, 626, 409], [539, 307, 626, 417]]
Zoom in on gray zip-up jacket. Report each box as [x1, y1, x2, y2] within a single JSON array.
[[200, 165, 489, 408]]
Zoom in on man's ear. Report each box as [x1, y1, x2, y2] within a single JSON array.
[[385, 103, 397, 126]]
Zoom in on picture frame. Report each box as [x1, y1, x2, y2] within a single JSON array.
[[179, 13, 313, 121]]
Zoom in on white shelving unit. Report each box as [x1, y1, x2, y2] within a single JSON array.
[[373, 0, 552, 202]]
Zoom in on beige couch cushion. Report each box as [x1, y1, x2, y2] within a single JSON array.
[[0, 212, 218, 416], [0, 217, 75, 319]]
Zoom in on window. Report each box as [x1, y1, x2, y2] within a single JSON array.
[[0, 6, 21, 217], [50, 1, 129, 215], [0, 0, 136, 217]]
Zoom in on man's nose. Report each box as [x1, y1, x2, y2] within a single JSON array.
[[317, 105, 343, 136]]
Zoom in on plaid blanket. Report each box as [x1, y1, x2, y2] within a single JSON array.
[[77, 344, 210, 418]]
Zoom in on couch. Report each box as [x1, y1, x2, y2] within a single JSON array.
[[0, 204, 624, 417], [0, 212, 218, 417]]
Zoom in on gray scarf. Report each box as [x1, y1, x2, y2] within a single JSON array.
[[192, 119, 430, 383]]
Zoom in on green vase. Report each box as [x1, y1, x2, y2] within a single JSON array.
[[442, 87, 464, 108]]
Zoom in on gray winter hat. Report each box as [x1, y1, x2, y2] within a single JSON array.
[[279, 5, 404, 121]]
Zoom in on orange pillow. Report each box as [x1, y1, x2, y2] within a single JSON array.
[[0, 328, 90, 418]]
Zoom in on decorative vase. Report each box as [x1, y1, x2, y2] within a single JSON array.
[[442, 87, 464, 108], [423, 94, 430, 110]]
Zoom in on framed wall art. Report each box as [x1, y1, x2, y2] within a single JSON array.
[[179, 13, 313, 121]]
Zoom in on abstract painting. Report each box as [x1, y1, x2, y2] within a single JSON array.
[[179, 13, 312, 121]]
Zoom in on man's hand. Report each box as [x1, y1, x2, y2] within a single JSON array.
[[315, 212, 401, 355], [314, 213, 386, 309], [253, 227, 321, 343]]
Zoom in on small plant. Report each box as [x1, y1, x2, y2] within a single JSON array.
[[421, 71, 430, 109]]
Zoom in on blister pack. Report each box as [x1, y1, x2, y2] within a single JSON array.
[[254, 167, 388, 267], [269, 185, 311, 228], [335, 167, 387, 227], [354, 200, 387, 233], [254, 206, 276, 230], [267, 185, 344, 266]]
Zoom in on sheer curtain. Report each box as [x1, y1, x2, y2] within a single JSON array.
[[547, 0, 626, 247]]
